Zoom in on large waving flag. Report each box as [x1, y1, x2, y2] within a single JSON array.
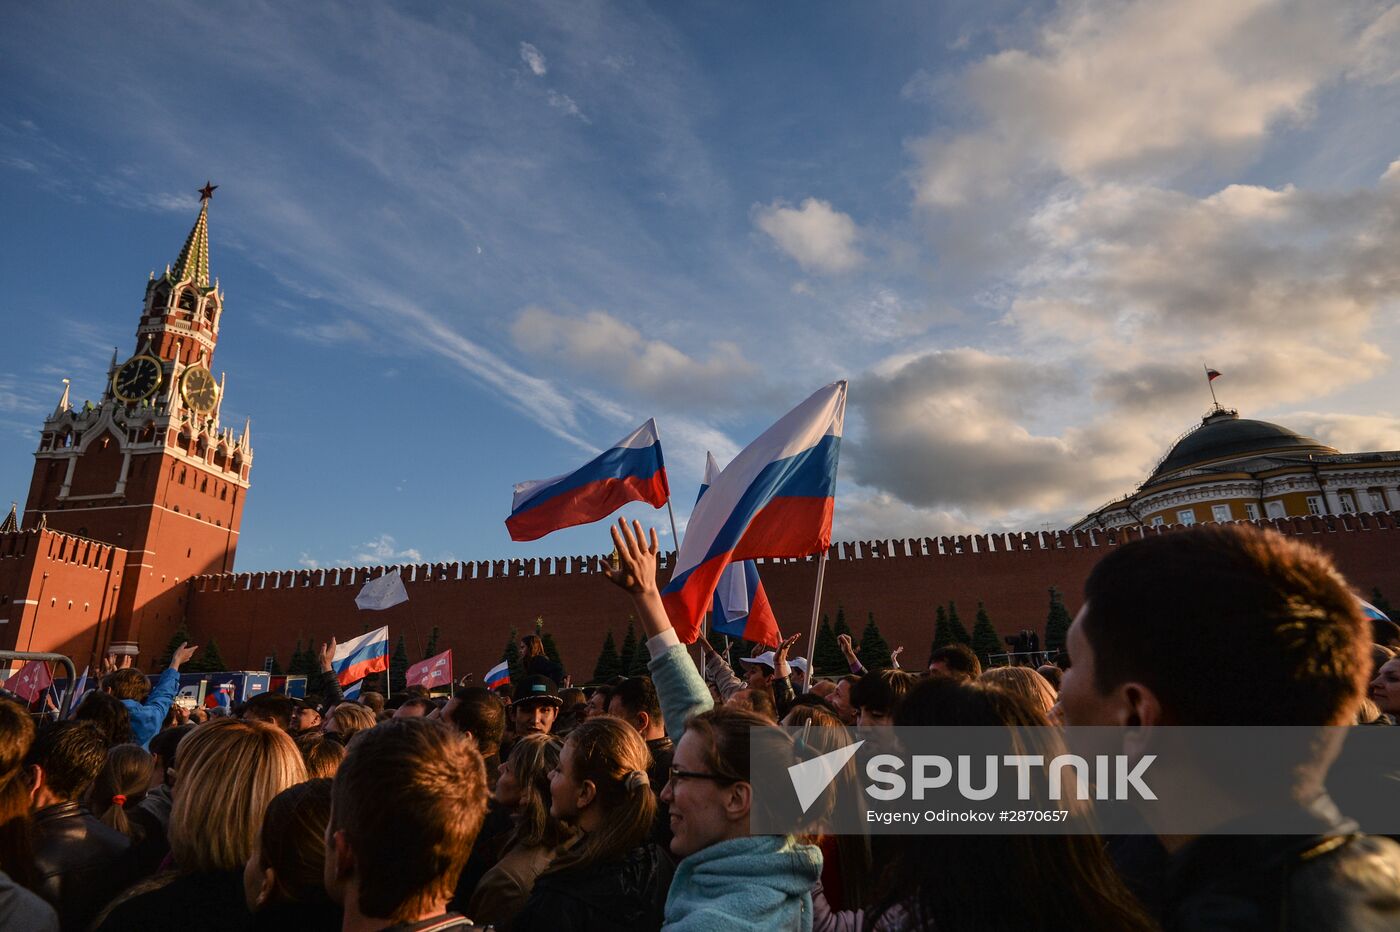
[[663, 381, 846, 644], [332, 626, 391, 687], [699, 452, 780, 645], [506, 419, 670, 542], [406, 650, 454, 690]]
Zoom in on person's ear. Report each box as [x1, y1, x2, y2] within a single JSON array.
[[635, 710, 651, 733], [25, 764, 43, 796], [724, 781, 752, 822], [1119, 682, 1165, 728], [332, 829, 355, 881], [577, 778, 598, 810], [254, 866, 277, 909]]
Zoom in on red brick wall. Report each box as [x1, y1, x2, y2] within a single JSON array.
[[184, 513, 1400, 684], [0, 530, 126, 664]]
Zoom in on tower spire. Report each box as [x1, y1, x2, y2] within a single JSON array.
[[171, 182, 216, 288], [0, 503, 17, 534]]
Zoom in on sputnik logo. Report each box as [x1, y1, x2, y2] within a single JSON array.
[[788, 740, 864, 813]]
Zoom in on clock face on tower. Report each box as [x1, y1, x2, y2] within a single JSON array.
[[180, 366, 219, 413], [112, 355, 163, 403]]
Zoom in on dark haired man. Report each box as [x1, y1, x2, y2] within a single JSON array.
[[393, 697, 437, 719], [240, 692, 295, 731], [325, 718, 489, 930], [1060, 524, 1400, 929], [608, 676, 673, 789], [100, 641, 198, 749], [506, 675, 561, 744], [443, 687, 505, 786], [927, 643, 981, 681], [25, 721, 134, 930]]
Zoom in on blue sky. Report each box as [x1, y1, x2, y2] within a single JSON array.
[[3, 0, 1400, 572]]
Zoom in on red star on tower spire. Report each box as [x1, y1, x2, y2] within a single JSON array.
[[199, 181, 218, 201]]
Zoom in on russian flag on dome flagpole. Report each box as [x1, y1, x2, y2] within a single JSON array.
[[331, 626, 391, 687], [662, 381, 846, 645], [698, 451, 780, 645], [506, 419, 670, 542], [485, 661, 511, 689]]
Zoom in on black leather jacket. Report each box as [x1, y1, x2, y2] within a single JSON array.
[[1162, 796, 1400, 931], [33, 801, 134, 931]]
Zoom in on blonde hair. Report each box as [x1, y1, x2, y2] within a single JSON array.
[[296, 733, 347, 779], [169, 719, 307, 872], [980, 666, 1058, 717], [328, 703, 377, 740]]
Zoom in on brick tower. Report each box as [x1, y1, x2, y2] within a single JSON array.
[[23, 184, 252, 660]]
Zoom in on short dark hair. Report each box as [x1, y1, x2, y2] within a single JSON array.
[[929, 644, 982, 680], [149, 723, 194, 771], [1082, 524, 1370, 725], [397, 697, 435, 716], [260, 778, 333, 904], [607, 677, 660, 724], [331, 719, 488, 922], [849, 669, 914, 716], [446, 687, 505, 753], [102, 668, 150, 702], [0, 697, 35, 778], [72, 691, 133, 747], [242, 693, 295, 731], [25, 722, 107, 801], [1036, 665, 1063, 691]]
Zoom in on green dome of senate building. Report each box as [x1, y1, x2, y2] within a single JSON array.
[[1144, 409, 1338, 487]]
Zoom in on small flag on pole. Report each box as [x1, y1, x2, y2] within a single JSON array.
[[332, 626, 391, 686], [485, 661, 511, 690], [343, 679, 364, 701], [355, 569, 409, 611], [1206, 369, 1221, 382], [406, 650, 454, 690], [1360, 599, 1391, 622], [9, 660, 52, 704]]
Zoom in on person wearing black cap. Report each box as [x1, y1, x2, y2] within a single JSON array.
[[288, 698, 324, 737], [501, 676, 563, 765]]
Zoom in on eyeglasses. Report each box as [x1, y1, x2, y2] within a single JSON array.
[[668, 765, 738, 785]]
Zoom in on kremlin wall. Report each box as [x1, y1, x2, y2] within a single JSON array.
[[5, 194, 1400, 685]]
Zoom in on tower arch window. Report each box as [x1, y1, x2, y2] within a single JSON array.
[[178, 289, 197, 312]]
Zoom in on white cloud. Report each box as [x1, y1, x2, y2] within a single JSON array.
[[510, 306, 760, 409], [519, 42, 547, 77], [351, 534, 423, 566], [754, 198, 863, 273], [848, 348, 1161, 514], [547, 90, 589, 122], [911, 0, 1385, 205], [1277, 411, 1400, 452]]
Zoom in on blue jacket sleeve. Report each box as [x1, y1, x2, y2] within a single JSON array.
[[126, 667, 179, 748], [647, 635, 714, 742]]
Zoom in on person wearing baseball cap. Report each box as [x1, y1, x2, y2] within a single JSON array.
[[510, 675, 563, 738]]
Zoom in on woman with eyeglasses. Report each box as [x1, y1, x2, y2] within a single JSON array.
[[513, 716, 672, 931], [602, 519, 824, 931]]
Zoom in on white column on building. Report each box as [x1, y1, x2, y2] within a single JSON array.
[[1385, 485, 1400, 511], [1320, 481, 1343, 515]]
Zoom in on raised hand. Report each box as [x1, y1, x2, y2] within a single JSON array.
[[170, 642, 199, 670], [600, 518, 660, 596], [120, 654, 133, 669], [837, 633, 858, 658], [318, 638, 338, 673], [774, 632, 802, 664]]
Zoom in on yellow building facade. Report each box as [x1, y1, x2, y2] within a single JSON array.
[[1075, 407, 1400, 532]]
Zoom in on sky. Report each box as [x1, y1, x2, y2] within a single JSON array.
[[2, 0, 1400, 573]]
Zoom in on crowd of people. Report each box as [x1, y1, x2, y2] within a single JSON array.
[[0, 520, 1397, 930]]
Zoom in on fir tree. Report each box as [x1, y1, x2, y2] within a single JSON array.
[[971, 602, 1002, 665], [930, 605, 955, 658], [423, 626, 440, 659], [627, 636, 651, 676], [833, 605, 852, 641], [1044, 587, 1073, 654], [946, 601, 971, 646], [500, 627, 522, 681], [858, 613, 893, 671], [617, 621, 638, 677], [188, 638, 226, 673], [266, 651, 283, 675], [1370, 587, 1394, 620], [813, 614, 844, 676], [390, 635, 410, 694], [157, 622, 194, 669], [592, 631, 622, 682], [289, 639, 318, 677]]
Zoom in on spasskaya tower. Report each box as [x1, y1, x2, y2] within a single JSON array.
[[23, 184, 253, 658]]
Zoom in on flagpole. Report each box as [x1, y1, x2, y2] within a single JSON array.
[[1204, 364, 1219, 408], [802, 549, 830, 694]]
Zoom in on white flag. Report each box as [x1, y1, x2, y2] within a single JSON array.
[[355, 569, 409, 611]]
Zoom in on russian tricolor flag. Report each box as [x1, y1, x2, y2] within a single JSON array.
[[1360, 598, 1391, 622], [506, 419, 670, 542], [698, 452, 780, 646], [485, 661, 511, 689], [663, 381, 846, 645], [332, 626, 391, 687]]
